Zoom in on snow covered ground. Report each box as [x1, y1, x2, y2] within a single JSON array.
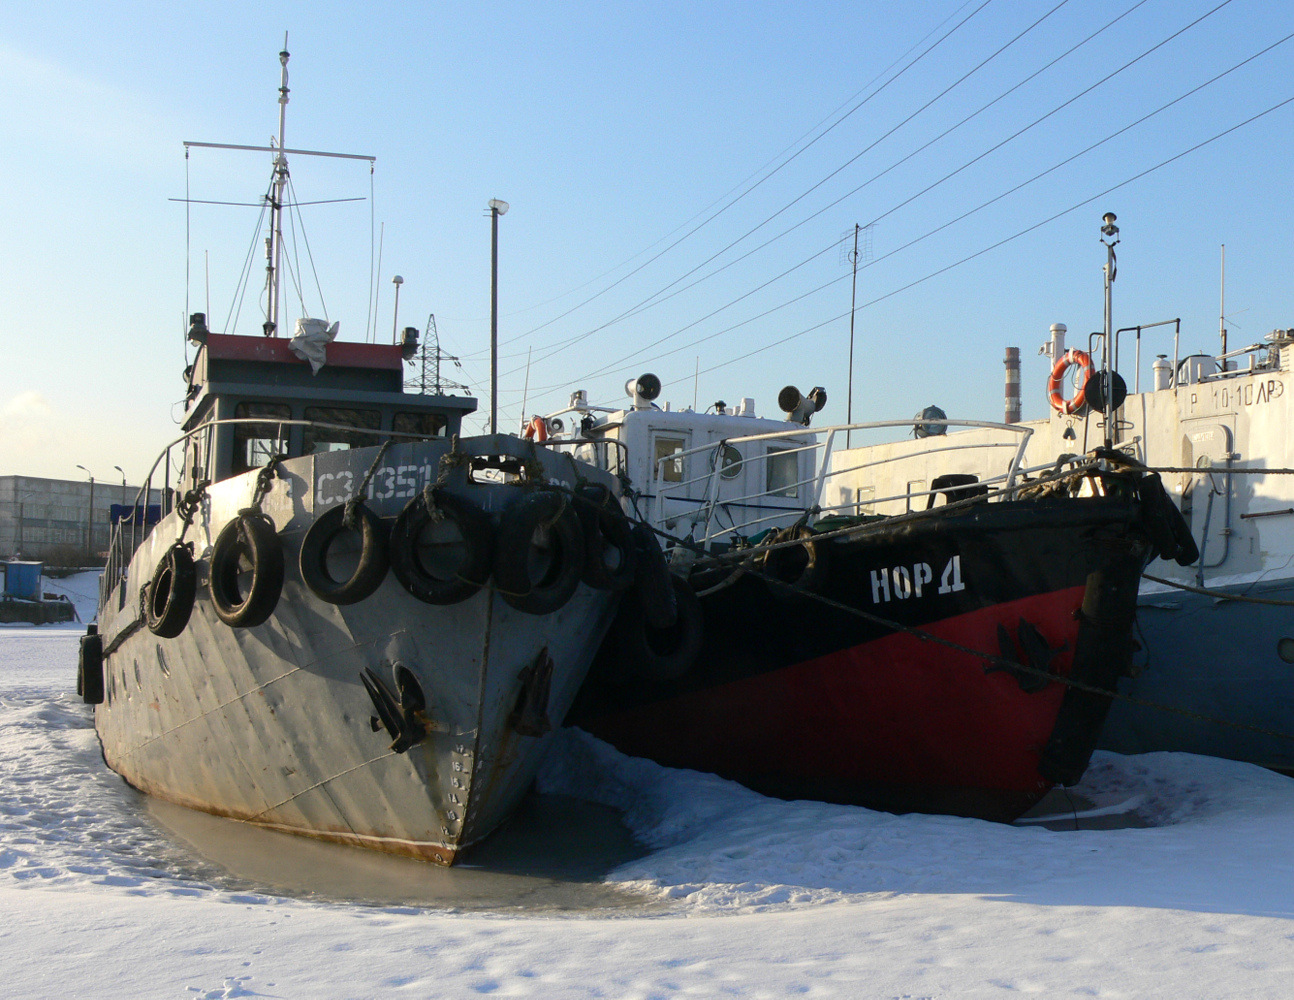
[[2, 579, 1293, 997]]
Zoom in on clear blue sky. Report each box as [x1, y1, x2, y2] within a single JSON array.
[[3, 0, 1292, 482]]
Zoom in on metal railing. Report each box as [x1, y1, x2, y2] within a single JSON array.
[[655, 418, 1035, 549]]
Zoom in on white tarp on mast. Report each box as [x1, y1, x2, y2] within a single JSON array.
[[288, 318, 338, 374]]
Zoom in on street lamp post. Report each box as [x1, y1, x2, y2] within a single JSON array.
[[113, 465, 127, 513], [76, 465, 95, 564], [391, 275, 404, 344], [15, 491, 38, 559], [487, 198, 509, 435]]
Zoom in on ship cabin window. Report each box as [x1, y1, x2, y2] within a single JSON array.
[[302, 407, 382, 454], [765, 445, 799, 498], [232, 402, 291, 474], [393, 411, 447, 440], [653, 434, 688, 483]]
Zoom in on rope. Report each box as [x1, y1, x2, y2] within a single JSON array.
[[745, 543, 1294, 745], [1143, 466, 1294, 475], [417, 437, 471, 523], [173, 479, 209, 545], [688, 459, 1092, 570], [641, 490, 1294, 747], [345, 438, 394, 530], [1142, 572, 1294, 607]]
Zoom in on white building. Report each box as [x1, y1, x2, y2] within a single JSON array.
[[0, 475, 162, 564]]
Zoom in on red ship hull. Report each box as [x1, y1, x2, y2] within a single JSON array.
[[574, 496, 1156, 821]]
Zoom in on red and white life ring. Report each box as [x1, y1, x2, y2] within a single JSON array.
[[522, 416, 548, 442], [1047, 349, 1093, 415]]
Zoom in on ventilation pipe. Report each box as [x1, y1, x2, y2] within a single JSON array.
[[1044, 323, 1067, 363]]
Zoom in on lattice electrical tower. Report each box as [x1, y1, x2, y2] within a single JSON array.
[[405, 314, 471, 396]]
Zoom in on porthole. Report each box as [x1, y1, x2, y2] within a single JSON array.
[[711, 444, 743, 480], [1277, 638, 1294, 664]]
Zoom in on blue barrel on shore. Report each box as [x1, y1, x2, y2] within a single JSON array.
[[3, 561, 42, 600]]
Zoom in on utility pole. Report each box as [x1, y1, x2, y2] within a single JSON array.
[[842, 223, 872, 448]]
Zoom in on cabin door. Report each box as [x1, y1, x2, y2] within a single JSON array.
[[648, 430, 693, 531], [1181, 421, 1234, 573]]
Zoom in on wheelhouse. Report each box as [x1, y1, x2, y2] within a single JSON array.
[[181, 332, 477, 487]]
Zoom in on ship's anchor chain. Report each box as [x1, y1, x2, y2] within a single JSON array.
[[132, 478, 211, 643], [244, 454, 284, 516]]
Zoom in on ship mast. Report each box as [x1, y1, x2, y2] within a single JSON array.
[[182, 41, 376, 340], [265, 37, 291, 337]]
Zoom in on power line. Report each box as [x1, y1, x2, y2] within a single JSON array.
[[549, 0, 1245, 388], [509, 0, 1049, 375], [696, 92, 1294, 379]]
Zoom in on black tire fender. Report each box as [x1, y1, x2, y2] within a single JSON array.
[[78, 627, 104, 705], [762, 526, 830, 594], [575, 485, 637, 592], [389, 489, 494, 606], [631, 521, 677, 629], [1137, 474, 1199, 567], [610, 574, 703, 682], [145, 542, 197, 638], [209, 512, 285, 628], [299, 501, 389, 605], [494, 490, 586, 615]]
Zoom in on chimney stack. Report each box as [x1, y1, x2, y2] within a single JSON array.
[[1004, 347, 1021, 424]]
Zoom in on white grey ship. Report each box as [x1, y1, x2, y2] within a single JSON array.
[[77, 45, 624, 864]]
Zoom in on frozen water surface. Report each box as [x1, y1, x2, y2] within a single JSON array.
[[2, 615, 1293, 997]]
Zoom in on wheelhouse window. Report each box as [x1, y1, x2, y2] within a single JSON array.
[[393, 412, 447, 440], [653, 435, 688, 483], [233, 403, 290, 474], [765, 446, 799, 498], [302, 407, 381, 454]]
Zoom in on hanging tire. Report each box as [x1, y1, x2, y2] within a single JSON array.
[[145, 543, 197, 638], [78, 627, 104, 705], [610, 574, 703, 683], [209, 512, 285, 628], [762, 526, 830, 595], [299, 501, 389, 605], [575, 485, 637, 592], [1136, 474, 1199, 567], [494, 490, 585, 615], [389, 488, 494, 606], [632, 521, 677, 629]]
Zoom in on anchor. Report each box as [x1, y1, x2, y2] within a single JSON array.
[[993, 618, 1067, 694], [509, 648, 555, 738], [360, 665, 428, 753]]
